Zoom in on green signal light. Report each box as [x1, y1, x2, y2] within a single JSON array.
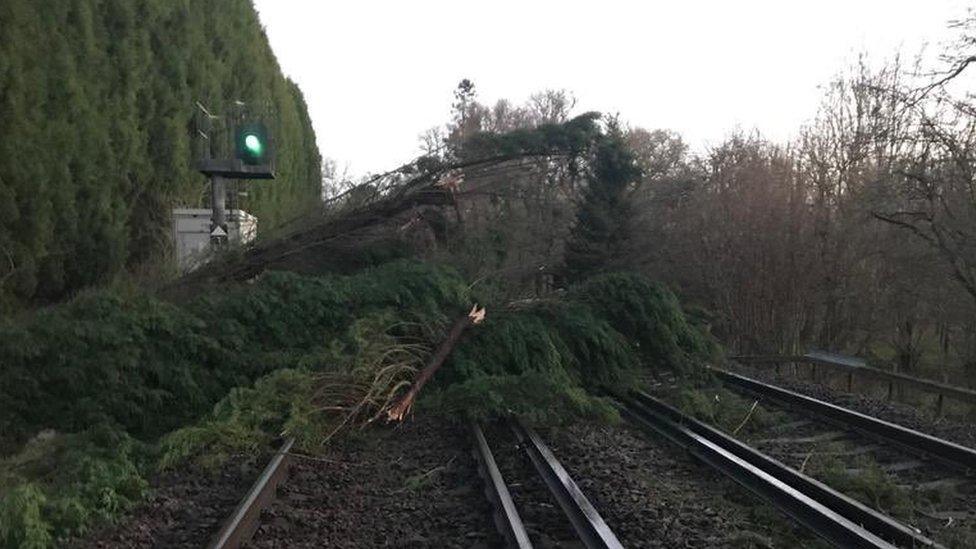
[[236, 122, 270, 166], [244, 134, 263, 155]]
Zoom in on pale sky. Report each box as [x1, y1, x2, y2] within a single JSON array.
[[253, 1, 970, 177]]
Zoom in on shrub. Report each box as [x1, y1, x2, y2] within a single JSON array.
[[0, 292, 234, 448]]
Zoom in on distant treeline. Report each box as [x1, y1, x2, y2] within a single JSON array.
[[0, 0, 321, 308]]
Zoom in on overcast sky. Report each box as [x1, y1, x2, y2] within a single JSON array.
[[253, 1, 969, 177]]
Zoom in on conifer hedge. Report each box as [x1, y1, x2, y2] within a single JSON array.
[[0, 0, 322, 308]]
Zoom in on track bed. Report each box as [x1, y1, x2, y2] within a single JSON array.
[[542, 421, 820, 548], [650, 368, 976, 547], [69, 457, 267, 549], [246, 417, 500, 548]]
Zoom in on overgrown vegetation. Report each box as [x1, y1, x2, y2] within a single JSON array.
[[0, 261, 469, 451], [0, 0, 322, 310], [158, 312, 432, 467], [425, 273, 716, 422], [0, 261, 468, 545], [0, 256, 715, 545], [674, 385, 786, 438], [165, 271, 716, 462], [0, 426, 149, 546]]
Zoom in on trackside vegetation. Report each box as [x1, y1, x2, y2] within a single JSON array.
[[0, 261, 469, 450], [0, 262, 713, 546], [0, 0, 322, 311]]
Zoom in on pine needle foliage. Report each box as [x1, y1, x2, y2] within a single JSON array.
[[563, 120, 643, 282], [572, 272, 719, 372], [425, 272, 715, 423], [159, 311, 435, 467], [0, 261, 469, 546], [0, 261, 469, 451], [158, 368, 317, 470], [0, 260, 714, 546]]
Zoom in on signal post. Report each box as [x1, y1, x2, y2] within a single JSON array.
[[198, 122, 274, 246]]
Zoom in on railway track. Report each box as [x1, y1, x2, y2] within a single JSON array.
[[207, 421, 623, 548], [202, 372, 974, 548], [711, 369, 976, 547], [619, 393, 918, 548], [630, 368, 976, 548], [474, 422, 624, 549], [208, 438, 295, 549], [712, 369, 976, 473]]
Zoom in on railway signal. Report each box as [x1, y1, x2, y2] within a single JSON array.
[[235, 122, 270, 166], [197, 109, 276, 247]]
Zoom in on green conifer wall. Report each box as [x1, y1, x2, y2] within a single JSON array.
[[0, 0, 321, 306]]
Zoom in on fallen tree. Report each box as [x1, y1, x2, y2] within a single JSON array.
[[386, 304, 486, 421], [0, 112, 723, 547], [169, 112, 603, 296]]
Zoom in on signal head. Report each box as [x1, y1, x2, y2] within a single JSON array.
[[235, 123, 270, 165]]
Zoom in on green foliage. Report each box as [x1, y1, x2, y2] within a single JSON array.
[[573, 273, 718, 371], [0, 485, 51, 549], [0, 0, 322, 309], [0, 259, 716, 546], [420, 370, 619, 425], [426, 273, 713, 423], [564, 120, 643, 282], [443, 304, 636, 387], [160, 310, 435, 467], [818, 460, 911, 518], [0, 261, 471, 546], [159, 271, 712, 460], [459, 112, 602, 161], [0, 291, 236, 448], [0, 426, 148, 545], [0, 260, 469, 450], [159, 369, 318, 469]]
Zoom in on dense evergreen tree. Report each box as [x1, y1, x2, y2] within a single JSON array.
[[0, 0, 321, 308], [563, 121, 642, 282]]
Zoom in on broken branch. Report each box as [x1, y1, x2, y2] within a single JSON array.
[[386, 305, 486, 421]]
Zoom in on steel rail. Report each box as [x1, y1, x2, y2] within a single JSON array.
[[208, 437, 294, 549], [732, 353, 976, 407], [511, 421, 624, 549], [624, 393, 941, 549], [471, 424, 534, 549], [714, 368, 976, 473]]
